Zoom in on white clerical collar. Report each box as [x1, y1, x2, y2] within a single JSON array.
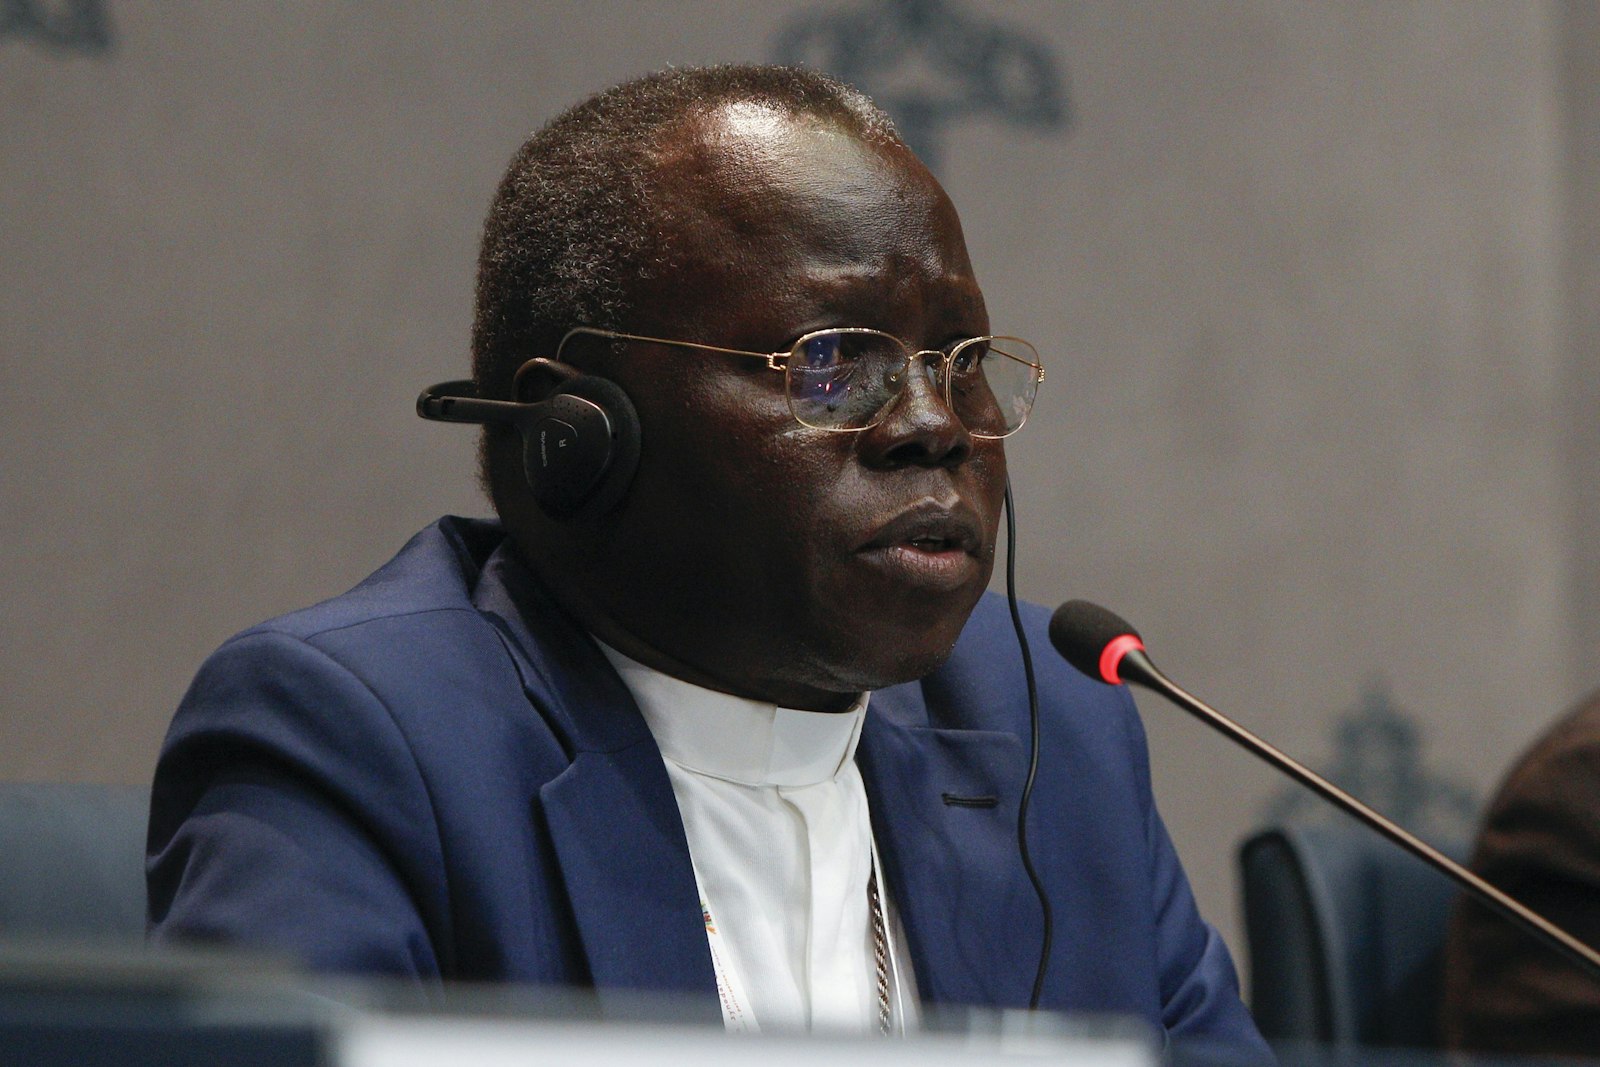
[[595, 641, 869, 789]]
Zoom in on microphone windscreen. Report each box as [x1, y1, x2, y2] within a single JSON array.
[[1049, 600, 1143, 681]]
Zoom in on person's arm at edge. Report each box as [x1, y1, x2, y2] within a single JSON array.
[[147, 628, 448, 978]]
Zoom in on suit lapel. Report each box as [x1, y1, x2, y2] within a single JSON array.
[[860, 683, 1042, 1009], [472, 545, 719, 1021], [540, 742, 719, 1018]]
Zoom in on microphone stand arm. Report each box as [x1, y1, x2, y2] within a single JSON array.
[[1118, 647, 1600, 982]]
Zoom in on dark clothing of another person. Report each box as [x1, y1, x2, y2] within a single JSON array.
[[1441, 689, 1600, 1056]]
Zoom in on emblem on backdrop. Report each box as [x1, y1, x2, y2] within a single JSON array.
[[1263, 678, 1479, 849], [771, 0, 1069, 172], [1, 0, 111, 53]]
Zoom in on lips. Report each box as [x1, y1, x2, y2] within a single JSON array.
[[856, 500, 986, 592]]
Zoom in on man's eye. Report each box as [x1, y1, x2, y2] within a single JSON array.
[[949, 340, 988, 375], [799, 335, 846, 369]]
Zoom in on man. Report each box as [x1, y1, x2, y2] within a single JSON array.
[[1441, 690, 1600, 1055], [148, 65, 1267, 1054]]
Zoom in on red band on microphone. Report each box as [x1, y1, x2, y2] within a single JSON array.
[[1099, 633, 1145, 685]]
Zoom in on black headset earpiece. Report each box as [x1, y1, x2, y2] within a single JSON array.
[[416, 360, 641, 521], [525, 371, 640, 519]]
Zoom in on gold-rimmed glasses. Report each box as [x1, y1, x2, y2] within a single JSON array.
[[556, 326, 1043, 439]]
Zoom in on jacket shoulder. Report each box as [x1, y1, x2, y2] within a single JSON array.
[[233, 515, 506, 643]]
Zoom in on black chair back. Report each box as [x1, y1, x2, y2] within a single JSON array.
[[0, 782, 149, 943], [1239, 823, 1464, 1048]]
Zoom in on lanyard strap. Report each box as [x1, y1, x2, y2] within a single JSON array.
[[692, 856, 758, 1033], [693, 852, 894, 1036]]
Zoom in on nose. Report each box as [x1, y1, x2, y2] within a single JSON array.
[[855, 352, 974, 470]]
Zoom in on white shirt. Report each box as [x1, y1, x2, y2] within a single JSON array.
[[597, 642, 918, 1035]]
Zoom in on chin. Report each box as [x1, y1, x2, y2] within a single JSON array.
[[873, 644, 961, 689], [827, 618, 970, 692], [787, 579, 987, 693]]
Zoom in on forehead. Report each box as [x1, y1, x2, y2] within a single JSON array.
[[635, 102, 981, 335], [679, 103, 941, 241]]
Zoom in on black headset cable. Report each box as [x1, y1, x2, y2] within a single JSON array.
[[1003, 478, 1051, 1010]]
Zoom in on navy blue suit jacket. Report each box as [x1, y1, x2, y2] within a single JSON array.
[[148, 517, 1266, 1056]]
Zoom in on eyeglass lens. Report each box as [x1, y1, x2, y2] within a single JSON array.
[[785, 331, 1039, 437]]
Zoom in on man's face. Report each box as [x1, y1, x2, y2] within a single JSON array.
[[546, 104, 1007, 710]]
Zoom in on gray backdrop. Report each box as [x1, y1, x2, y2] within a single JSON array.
[[6, 0, 1595, 980]]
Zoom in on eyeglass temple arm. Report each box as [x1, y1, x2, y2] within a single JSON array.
[[561, 327, 788, 371]]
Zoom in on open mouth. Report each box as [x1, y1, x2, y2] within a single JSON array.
[[857, 502, 986, 591]]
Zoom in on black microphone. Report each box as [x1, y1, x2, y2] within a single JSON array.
[[1048, 599, 1600, 982]]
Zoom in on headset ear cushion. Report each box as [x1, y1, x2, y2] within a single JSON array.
[[522, 373, 641, 520]]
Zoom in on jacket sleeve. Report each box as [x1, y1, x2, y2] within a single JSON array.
[[147, 628, 452, 978], [1143, 788, 1275, 1062], [1108, 679, 1274, 1063]]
